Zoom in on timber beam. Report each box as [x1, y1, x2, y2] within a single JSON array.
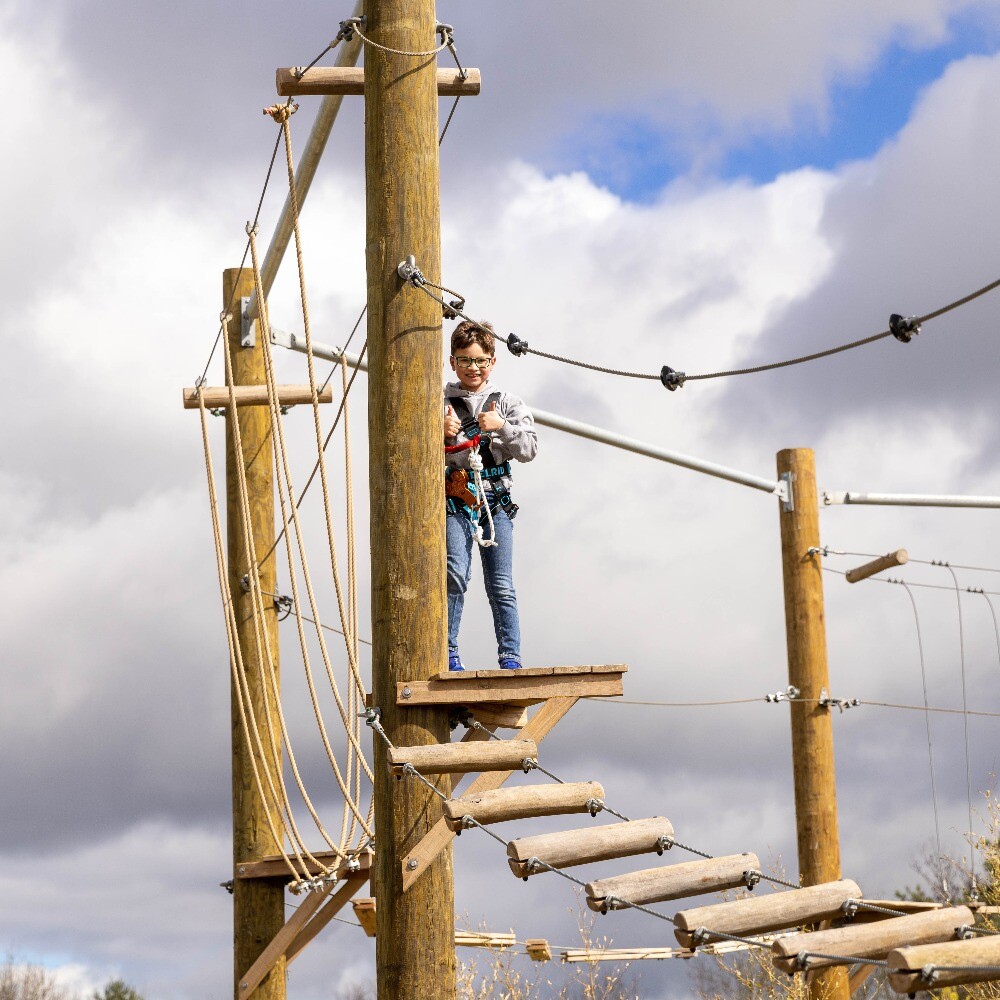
[[276, 66, 480, 97], [236, 848, 372, 883], [182, 384, 332, 409]]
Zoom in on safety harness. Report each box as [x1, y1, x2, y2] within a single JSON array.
[[445, 392, 519, 523]]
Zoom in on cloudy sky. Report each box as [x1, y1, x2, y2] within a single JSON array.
[[5, 2, 1000, 998]]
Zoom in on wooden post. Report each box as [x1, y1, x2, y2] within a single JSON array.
[[225, 267, 285, 1000], [363, 3, 454, 1000], [776, 448, 848, 1000]]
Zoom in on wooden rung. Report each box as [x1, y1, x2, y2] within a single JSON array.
[[352, 898, 377, 937], [276, 66, 482, 97], [673, 879, 862, 949], [887, 936, 1000, 992], [525, 939, 552, 962], [772, 905, 974, 973], [182, 384, 333, 409], [455, 930, 517, 950], [463, 704, 529, 730], [389, 738, 537, 776], [443, 781, 605, 832], [585, 853, 761, 912], [845, 549, 908, 583], [507, 817, 675, 879]]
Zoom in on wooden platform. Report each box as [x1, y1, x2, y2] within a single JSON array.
[[397, 664, 627, 707]]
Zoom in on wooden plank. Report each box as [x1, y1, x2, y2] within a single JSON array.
[[455, 931, 517, 949], [238, 882, 332, 995], [287, 875, 371, 960], [772, 906, 974, 972], [674, 879, 862, 949], [389, 738, 537, 776], [444, 781, 605, 831], [276, 65, 481, 97], [352, 898, 377, 938], [432, 664, 626, 681], [586, 853, 761, 912], [399, 673, 623, 707], [888, 936, 1000, 992], [848, 964, 876, 994], [525, 939, 552, 962], [463, 704, 528, 729], [508, 818, 675, 878], [236, 849, 372, 882], [182, 384, 333, 409], [401, 696, 580, 890]]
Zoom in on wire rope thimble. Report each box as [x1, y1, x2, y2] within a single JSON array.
[[435, 21, 455, 46], [655, 834, 673, 856], [743, 869, 762, 891], [660, 366, 686, 391], [397, 255, 426, 286], [506, 332, 529, 357], [585, 797, 605, 818], [889, 313, 921, 343], [442, 296, 465, 320]]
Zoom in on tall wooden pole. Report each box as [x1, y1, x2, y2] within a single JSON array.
[[225, 268, 286, 1000], [776, 448, 849, 1000], [364, 4, 455, 1000]]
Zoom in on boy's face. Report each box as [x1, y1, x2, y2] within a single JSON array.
[[450, 342, 495, 391]]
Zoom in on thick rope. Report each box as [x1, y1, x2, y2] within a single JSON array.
[[346, 17, 453, 58], [247, 226, 375, 842]]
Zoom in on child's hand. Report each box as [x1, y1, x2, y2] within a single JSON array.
[[477, 400, 505, 433], [444, 405, 461, 438]]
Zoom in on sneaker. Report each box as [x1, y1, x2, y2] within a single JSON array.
[[499, 658, 522, 670], [448, 654, 465, 672]]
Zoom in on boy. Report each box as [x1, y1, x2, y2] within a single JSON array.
[[444, 320, 538, 671]]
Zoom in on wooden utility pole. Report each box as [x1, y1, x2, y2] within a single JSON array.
[[776, 448, 849, 1000], [225, 267, 286, 1000], [364, 4, 455, 1000]]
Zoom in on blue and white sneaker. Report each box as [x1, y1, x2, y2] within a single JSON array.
[[499, 658, 522, 670], [448, 654, 465, 672]]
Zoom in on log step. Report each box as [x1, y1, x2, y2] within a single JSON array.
[[443, 781, 605, 832], [673, 879, 862, 949], [586, 853, 761, 912], [772, 905, 974, 973], [389, 738, 537, 776], [888, 936, 1000, 993], [507, 817, 675, 879]]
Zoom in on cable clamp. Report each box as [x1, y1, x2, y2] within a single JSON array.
[[819, 688, 859, 713], [919, 964, 939, 986], [765, 686, 800, 703], [338, 16, 364, 42], [360, 707, 382, 727], [524, 856, 543, 880], [585, 798, 605, 817], [210, 408, 225, 418], [436, 22, 455, 46], [889, 313, 921, 343], [506, 332, 529, 357], [660, 366, 686, 391], [842, 899, 860, 921], [220, 879, 235, 894], [343, 857, 361, 875], [656, 835, 674, 856], [274, 594, 294, 620], [442, 296, 466, 320], [397, 255, 426, 285], [522, 757, 537, 774], [690, 927, 710, 946], [743, 869, 762, 891], [603, 895, 624, 913], [957, 925, 976, 940]]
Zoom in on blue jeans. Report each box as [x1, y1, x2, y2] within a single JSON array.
[[446, 508, 521, 665]]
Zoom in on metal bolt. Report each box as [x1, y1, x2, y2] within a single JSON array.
[[406, 859, 419, 871], [240, 983, 248, 991], [402, 686, 412, 699], [238, 865, 246, 874]]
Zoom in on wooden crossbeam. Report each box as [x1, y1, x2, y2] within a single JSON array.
[[352, 898, 377, 938], [398, 665, 626, 708], [236, 848, 372, 882], [276, 66, 481, 97], [181, 384, 332, 409], [402, 696, 579, 891]]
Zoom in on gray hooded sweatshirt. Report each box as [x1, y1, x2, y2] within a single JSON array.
[[444, 380, 538, 496]]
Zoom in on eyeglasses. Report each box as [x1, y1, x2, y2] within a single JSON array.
[[453, 356, 494, 370]]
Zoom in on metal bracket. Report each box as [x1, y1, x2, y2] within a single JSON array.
[[397, 255, 425, 285], [777, 472, 794, 512], [240, 298, 255, 347]]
